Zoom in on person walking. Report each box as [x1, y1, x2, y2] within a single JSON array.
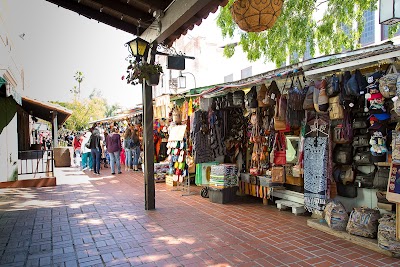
[[81, 131, 93, 171], [73, 132, 83, 168], [88, 126, 102, 175], [106, 127, 122, 175], [123, 128, 133, 171], [131, 129, 141, 171]]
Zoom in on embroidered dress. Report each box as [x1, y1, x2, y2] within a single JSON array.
[[304, 136, 329, 212]]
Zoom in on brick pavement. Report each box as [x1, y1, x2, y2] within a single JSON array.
[[0, 167, 399, 267]]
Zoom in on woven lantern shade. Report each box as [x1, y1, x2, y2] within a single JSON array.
[[230, 0, 283, 32]]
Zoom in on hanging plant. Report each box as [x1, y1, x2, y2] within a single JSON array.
[[122, 60, 163, 85]]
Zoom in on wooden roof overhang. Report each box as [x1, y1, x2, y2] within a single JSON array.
[[46, 0, 228, 46]]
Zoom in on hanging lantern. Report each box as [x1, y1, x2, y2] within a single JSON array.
[[230, 0, 283, 32]]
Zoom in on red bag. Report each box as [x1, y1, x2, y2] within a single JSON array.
[[274, 151, 286, 165], [273, 133, 286, 165]]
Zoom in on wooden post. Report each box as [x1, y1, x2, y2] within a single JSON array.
[[52, 111, 58, 148], [397, 203, 400, 241], [142, 80, 155, 210]]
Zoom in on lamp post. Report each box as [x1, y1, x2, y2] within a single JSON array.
[[125, 37, 155, 210], [379, 0, 400, 25], [178, 71, 197, 90]]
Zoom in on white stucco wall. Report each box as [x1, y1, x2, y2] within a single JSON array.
[[0, 0, 24, 182]]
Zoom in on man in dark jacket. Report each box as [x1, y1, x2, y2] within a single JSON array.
[[88, 126, 102, 175]]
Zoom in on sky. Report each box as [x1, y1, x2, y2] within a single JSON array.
[[5, 0, 145, 109]]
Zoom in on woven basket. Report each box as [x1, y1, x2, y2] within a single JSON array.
[[230, 0, 283, 32]]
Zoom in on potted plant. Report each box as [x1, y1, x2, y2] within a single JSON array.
[[122, 60, 163, 86]]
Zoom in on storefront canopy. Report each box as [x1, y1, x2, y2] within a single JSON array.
[[0, 77, 6, 88], [22, 96, 72, 126]]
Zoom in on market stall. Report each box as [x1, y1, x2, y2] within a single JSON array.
[[167, 42, 400, 255]]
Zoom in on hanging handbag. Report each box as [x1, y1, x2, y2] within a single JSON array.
[[287, 75, 306, 110], [274, 96, 288, 131], [352, 135, 370, 147], [233, 90, 245, 107], [333, 165, 354, 185], [263, 80, 280, 107], [333, 145, 353, 165], [380, 64, 399, 98], [302, 82, 315, 110], [336, 183, 357, 198], [332, 113, 353, 144], [353, 150, 371, 164], [354, 165, 376, 188], [328, 95, 344, 120], [373, 167, 390, 190], [257, 84, 268, 107], [315, 79, 329, 112], [326, 74, 341, 97], [271, 166, 285, 183], [247, 86, 258, 108], [273, 133, 286, 165]]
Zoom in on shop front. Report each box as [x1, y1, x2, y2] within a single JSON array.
[[161, 41, 400, 256]]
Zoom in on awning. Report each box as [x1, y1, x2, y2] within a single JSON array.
[[22, 96, 72, 126], [0, 77, 6, 87]]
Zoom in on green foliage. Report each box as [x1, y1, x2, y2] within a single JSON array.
[[52, 89, 107, 131], [217, 0, 391, 66], [123, 60, 163, 85]]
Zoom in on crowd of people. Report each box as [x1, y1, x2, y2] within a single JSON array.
[[72, 123, 142, 175]]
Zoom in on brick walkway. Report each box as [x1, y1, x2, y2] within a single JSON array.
[[0, 167, 399, 267]]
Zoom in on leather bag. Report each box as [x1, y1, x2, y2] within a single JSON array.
[[336, 183, 357, 198], [328, 95, 344, 120], [271, 166, 285, 183], [264, 81, 280, 107], [274, 96, 288, 131], [333, 145, 353, 165], [303, 83, 315, 110], [353, 150, 371, 164], [326, 74, 341, 97], [354, 165, 376, 188], [373, 167, 390, 190], [333, 165, 354, 185], [257, 84, 268, 107], [315, 79, 329, 112]]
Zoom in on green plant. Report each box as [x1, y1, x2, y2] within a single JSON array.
[[123, 60, 163, 85]]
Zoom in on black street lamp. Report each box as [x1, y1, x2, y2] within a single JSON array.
[[125, 37, 150, 61], [380, 0, 400, 25]]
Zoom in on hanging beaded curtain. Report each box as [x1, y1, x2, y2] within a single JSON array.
[[230, 0, 283, 32]]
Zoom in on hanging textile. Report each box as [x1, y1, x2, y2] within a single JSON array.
[[303, 136, 329, 212], [181, 100, 189, 122], [188, 98, 193, 116]]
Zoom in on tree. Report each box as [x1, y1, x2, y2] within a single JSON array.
[[105, 103, 121, 118], [217, 0, 398, 66], [53, 89, 107, 131], [70, 71, 84, 99]]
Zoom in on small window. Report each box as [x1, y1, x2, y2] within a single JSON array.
[[224, 74, 233, 83], [360, 10, 375, 46], [381, 25, 400, 40], [241, 67, 252, 79], [303, 42, 312, 60]]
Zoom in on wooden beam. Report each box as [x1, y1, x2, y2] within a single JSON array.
[[140, 0, 216, 43], [134, 0, 169, 12], [91, 0, 153, 22], [46, 0, 141, 35]]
